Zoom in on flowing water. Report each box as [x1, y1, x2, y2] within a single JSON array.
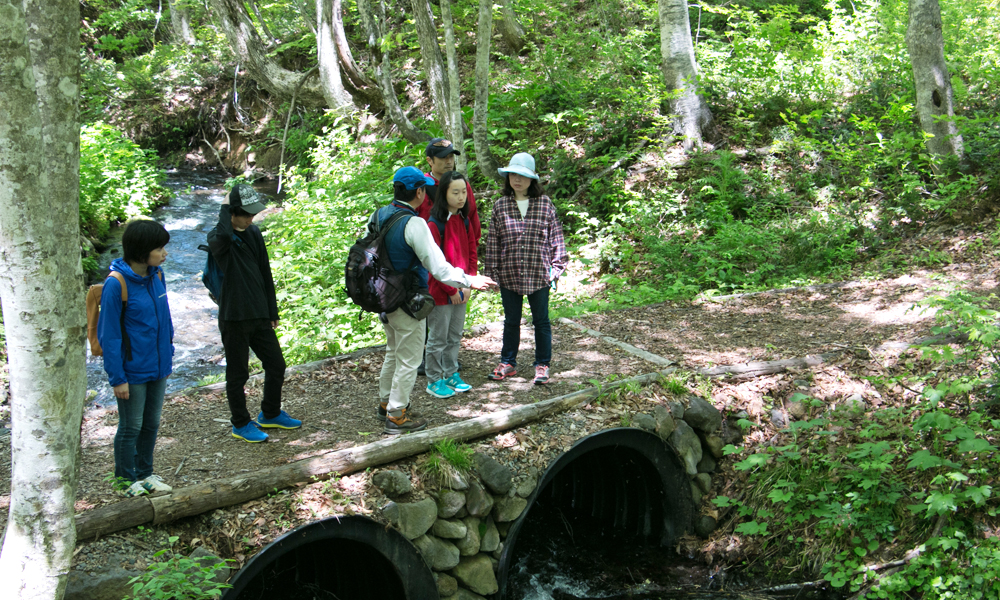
[[86, 169, 240, 406]]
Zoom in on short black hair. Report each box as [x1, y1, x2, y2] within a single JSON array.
[[393, 181, 420, 203], [122, 219, 170, 264], [231, 205, 252, 218], [431, 171, 470, 224], [502, 174, 545, 199]]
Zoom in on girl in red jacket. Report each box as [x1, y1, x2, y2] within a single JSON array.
[[425, 171, 479, 399]]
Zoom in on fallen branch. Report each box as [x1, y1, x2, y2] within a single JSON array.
[[75, 367, 677, 540], [697, 353, 842, 379], [201, 129, 232, 175], [558, 317, 674, 367]]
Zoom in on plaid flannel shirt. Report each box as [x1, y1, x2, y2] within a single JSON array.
[[483, 194, 568, 295]]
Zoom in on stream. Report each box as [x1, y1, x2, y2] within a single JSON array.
[[86, 169, 241, 406]]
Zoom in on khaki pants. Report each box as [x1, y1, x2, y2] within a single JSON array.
[[379, 307, 426, 412]]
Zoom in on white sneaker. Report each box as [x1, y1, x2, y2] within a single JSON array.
[[123, 481, 149, 497], [141, 474, 173, 493]]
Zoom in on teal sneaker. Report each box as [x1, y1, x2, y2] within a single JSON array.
[[256, 410, 302, 429], [232, 422, 268, 443], [445, 372, 472, 393], [426, 379, 456, 399]]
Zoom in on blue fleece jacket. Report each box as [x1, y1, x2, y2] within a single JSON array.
[[98, 258, 174, 387]]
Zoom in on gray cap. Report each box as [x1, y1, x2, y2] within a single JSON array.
[[229, 184, 267, 214]]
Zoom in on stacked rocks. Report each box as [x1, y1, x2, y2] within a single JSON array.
[[633, 394, 728, 539], [375, 454, 536, 600]]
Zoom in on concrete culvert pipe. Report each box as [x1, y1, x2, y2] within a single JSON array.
[[497, 428, 695, 598], [223, 515, 439, 600]]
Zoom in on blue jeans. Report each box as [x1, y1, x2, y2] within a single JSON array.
[[499, 286, 551, 368], [114, 377, 167, 482]]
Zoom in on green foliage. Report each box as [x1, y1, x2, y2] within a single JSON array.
[[80, 122, 168, 239], [424, 439, 475, 487], [124, 536, 232, 600]]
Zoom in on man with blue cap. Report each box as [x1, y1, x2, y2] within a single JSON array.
[[375, 167, 496, 434]]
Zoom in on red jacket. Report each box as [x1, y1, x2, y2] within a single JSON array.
[[427, 214, 479, 305]]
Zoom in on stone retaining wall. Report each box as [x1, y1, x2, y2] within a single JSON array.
[[373, 393, 733, 599]]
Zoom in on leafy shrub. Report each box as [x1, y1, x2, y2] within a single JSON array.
[[124, 536, 231, 600], [80, 122, 168, 239]]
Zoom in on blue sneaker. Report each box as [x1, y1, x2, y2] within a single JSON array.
[[426, 379, 456, 399], [256, 410, 302, 429], [232, 422, 268, 443], [445, 372, 472, 393]]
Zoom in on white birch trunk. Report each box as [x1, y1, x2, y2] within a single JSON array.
[[440, 0, 466, 172], [168, 0, 197, 45], [906, 0, 964, 159], [658, 0, 713, 151], [409, 0, 451, 133], [0, 1, 87, 598], [497, 0, 525, 53], [317, 0, 354, 111], [474, 0, 502, 182]]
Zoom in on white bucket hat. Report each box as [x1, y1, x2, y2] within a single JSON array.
[[497, 153, 539, 181]]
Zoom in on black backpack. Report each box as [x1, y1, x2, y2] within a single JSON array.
[[345, 210, 420, 314], [197, 233, 242, 305]]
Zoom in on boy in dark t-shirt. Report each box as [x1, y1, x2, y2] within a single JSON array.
[[208, 184, 301, 442]]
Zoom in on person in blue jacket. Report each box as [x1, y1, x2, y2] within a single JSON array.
[[98, 219, 175, 497]]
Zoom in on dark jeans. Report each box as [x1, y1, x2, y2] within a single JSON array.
[[499, 286, 551, 368], [114, 377, 167, 482], [220, 318, 286, 428]]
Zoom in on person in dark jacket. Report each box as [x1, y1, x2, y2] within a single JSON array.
[[208, 184, 300, 443], [98, 219, 175, 497]]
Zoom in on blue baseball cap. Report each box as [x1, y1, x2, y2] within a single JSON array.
[[393, 166, 436, 190]]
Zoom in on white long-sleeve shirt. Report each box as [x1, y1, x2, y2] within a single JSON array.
[[403, 216, 471, 289]]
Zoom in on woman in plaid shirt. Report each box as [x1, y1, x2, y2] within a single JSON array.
[[484, 153, 568, 384]]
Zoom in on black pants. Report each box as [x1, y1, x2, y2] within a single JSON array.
[[220, 318, 286, 428]]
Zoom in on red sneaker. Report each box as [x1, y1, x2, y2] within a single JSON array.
[[488, 362, 516, 381], [533, 365, 550, 384]]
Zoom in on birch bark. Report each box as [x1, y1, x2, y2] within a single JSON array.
[[0, 1, 88, 598], [658, 0, 713, 151], [906, 0, 964, 159], [474, 0, 502, 182], [440, 0, 465, 171]]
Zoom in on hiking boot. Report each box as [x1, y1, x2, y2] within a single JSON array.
[[488, 362, 516, 381], [377, 401, 416, 421], [256, 410, 302, 429], [123, 481, 149, 498], [141, 474, 172, 493], [384, 408, 427, 435], [445, 372, 472, 393], [426, 379, 456, 399], [232, 422, 268, 442]]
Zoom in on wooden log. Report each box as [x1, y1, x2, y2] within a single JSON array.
[[75, 497, 155, 541], [76, 368, 677, 539]]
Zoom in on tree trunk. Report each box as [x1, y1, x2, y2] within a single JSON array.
[[316, 0, 354, 111], [496, 0, 525, 53], [357, 0, 429, 143], [0, 2, 87, 598], [906, 0, 964, 160], [245, 0, 278, 47], [75, 368, 676, 539], [168, 0, 197, 45], [658, 0, 713, 151], [331, 0, 383, 111], [440, 0, 466, 171], [474, 0, 502, 182], [208, 0, 327, 107], [409, 0, 451, 132]]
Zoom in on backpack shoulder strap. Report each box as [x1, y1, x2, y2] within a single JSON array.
[[108, 271, 128, 303], [428, 216, 446, 244]]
